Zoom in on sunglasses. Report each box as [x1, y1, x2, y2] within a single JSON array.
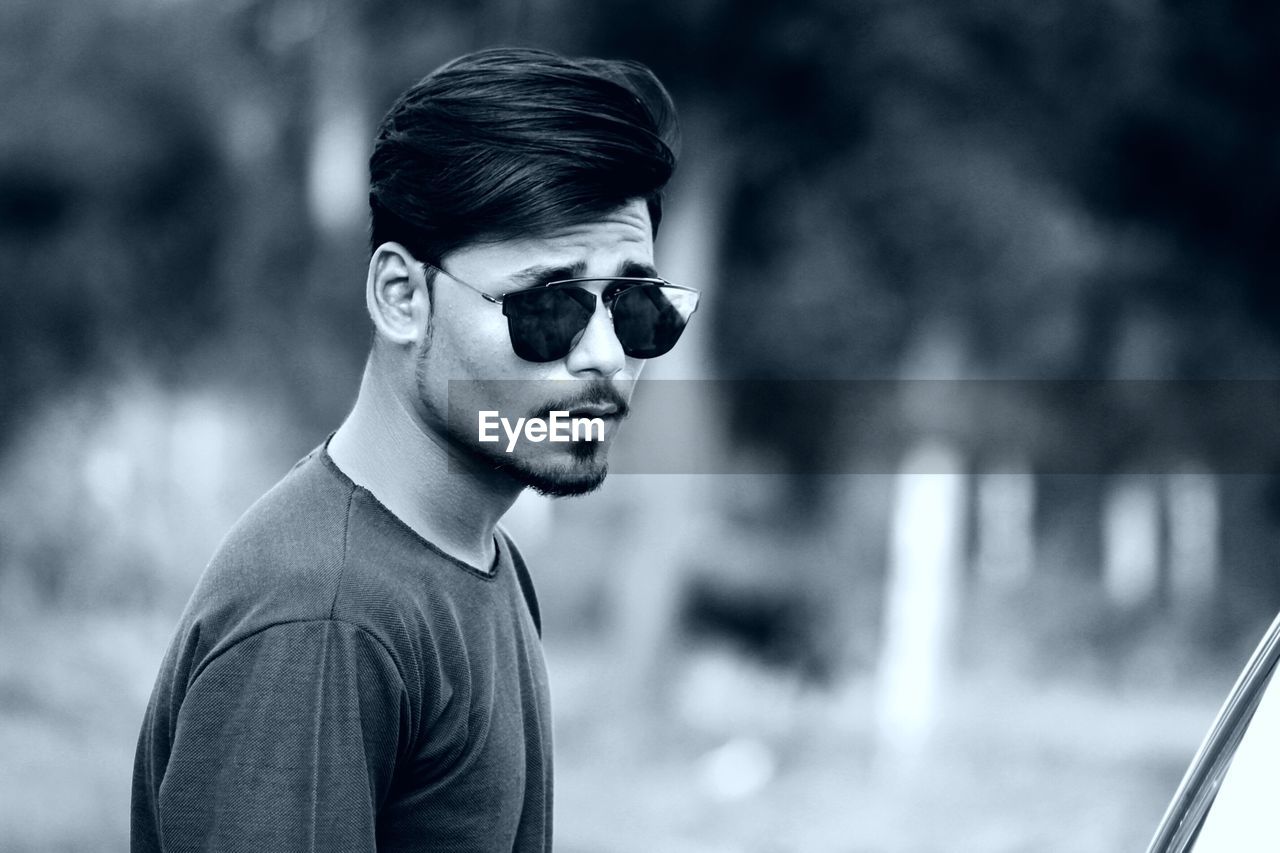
[[422, 262, 700, 363]]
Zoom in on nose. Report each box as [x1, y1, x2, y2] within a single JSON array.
[[564, 299, 626, 378]]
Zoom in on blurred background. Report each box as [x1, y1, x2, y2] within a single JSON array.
[[4, 0, 1280, 850]]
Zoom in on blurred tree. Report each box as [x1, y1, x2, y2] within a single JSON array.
[[5, 0, 1280, 612], [0, 0, 232, 437], [560, 0, 1280, 458], [1082, 0, 1280, 369]]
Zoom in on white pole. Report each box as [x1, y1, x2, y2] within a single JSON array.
[[974, 465, 1036, 589], [1166, 467, 1219, 609], [1102, 475, 1161, 607], [874, 442, 966, 769]]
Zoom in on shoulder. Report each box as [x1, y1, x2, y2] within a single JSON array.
[[217, 446, 355, 582], [180, 448, 357, 649]]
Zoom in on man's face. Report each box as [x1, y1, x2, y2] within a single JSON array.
[[413, 198, 656, 496]]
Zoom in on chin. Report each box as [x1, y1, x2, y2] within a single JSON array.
[[507, 457, 610, 498], [453, 428, 614, 497], [520, 469, 609, 498], [494, 442, 612, 497]]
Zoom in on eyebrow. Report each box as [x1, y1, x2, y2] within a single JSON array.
[[617, 260, 659, 279], [506, 262, 587, 289], [506, 259, 660, 291]]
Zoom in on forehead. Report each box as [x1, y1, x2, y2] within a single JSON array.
[[445, 199, 654, 279]]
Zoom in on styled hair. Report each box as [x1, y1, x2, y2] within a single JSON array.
[[369, 47, 679, 264]]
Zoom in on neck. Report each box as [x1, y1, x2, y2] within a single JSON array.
[[328, 355, 522, 571]]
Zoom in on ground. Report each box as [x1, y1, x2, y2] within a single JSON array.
[[0, 606, 1229, 853]]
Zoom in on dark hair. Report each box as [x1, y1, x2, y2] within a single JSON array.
[[369, 47, 679, 264]]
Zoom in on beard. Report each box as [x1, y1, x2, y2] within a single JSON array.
[[417, 347, 627, 498], [491, 443, 610, 498], [464, 409, 614, 498]]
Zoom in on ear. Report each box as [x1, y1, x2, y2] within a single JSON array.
[[366, 242, 430, 346]]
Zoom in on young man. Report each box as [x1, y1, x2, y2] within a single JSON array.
[[131, 48, 697, 851]]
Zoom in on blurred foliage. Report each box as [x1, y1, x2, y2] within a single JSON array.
[[1084, 0, 1280, 330], [4, 5, 1280, 848], [0, 0, 229, 423], [1, 0, 365, 443], [3, 0, 1280, 603], [5, 0, 1280, 418], [563, 0, 1280, 490], [616, 0, 1268, 372]]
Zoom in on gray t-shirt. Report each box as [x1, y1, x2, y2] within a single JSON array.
[[131, 445, 552, 852]]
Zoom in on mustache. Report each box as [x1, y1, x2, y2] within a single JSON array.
[[531, 380, 631, 421]]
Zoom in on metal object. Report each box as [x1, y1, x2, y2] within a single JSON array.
[[1146, 610, 1280, 852]]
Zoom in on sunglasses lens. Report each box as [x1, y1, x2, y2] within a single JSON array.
[[501, 282, 699, 362], [503, 287, 596, 362], [612, 285, 700, 358]]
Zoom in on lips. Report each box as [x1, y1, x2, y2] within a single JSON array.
[[538, 378, 631, 421], [567, 405, 619, 419]]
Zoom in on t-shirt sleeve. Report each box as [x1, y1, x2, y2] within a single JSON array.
[[156, 620, 407, 852]]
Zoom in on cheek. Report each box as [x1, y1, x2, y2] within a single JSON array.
[[614, 358, 644, 393], [432, 305, 517, 374], [466, 335, 526, 379]]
